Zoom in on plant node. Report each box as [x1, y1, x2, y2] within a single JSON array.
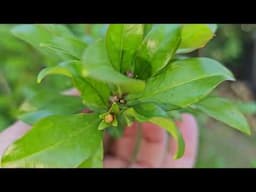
[[125, 71, 134, 78]]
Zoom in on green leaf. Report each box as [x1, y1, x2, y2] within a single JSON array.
[[37, 66, 73, 83], [1, 114, 103, 168], [130, 57, 234, 107], [194, 97, 251, 135], [142, 76, 229, 108], [133, 102, 168, 118], [149, 117, 185, 159], [98, 120, 110, 131], [82, 39, 145, 94], [135, 24, 181, 77], [18, 91, 84, 124], [235, 101, 256, 115], [40, 37, 86, 59], [78, 141, 103, 168], [39, 24, 75, 37], [73, 77, 110, 112], [12, 24, 87, 60], [37, 60, 84, 83], [143, 24, 153, 37], [12, 24, 52, 50], [106, 24, 144, 72], [177, 24, 216, 54]]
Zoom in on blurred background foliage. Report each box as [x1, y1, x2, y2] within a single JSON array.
[[0, 24, 256, 167]]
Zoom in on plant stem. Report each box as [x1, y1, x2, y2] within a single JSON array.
[[129, 122, 142, 164], [117, 85, 122, 97], [0, 72, 11, 94]]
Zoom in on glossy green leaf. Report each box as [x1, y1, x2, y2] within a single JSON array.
[[141, 76, 228, 108], [73, 77, 110, 112], [1, 114, 103, 168], [106, 24, 144, 72], [131, 58, 234, 107], [135, 24, 181, 77], [177, 24, 216, 54], [18, 93, 84, 125], [194, 97, 251, 135], [82, 40, 145, 94], [133, 102, 168, 118]]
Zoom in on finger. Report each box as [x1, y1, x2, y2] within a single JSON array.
[[129, 123, 167, 168], [162, 114, 199, 168], [107, 123, 138, 163], [0, 121, 31, 157], [103, 156, 128, 168], [103, 133, 111, 154]]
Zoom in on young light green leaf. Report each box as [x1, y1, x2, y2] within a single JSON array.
[[37, 60, 82, 83], [194, 97, 251, 135], [130, 58, 235, 107], [177, 24, 216, 54], [106, 24, 144, 72], [1, 114, 103, 168], [82, 39, 145, 94], [135, 24, 181, 77], [149, 117, 185, 159], [73, 77, 110, 112], [37, 66, 72, 83]]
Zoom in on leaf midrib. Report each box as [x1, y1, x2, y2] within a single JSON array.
[[78, 78, 108, 108], [141, 73, 232, 100]]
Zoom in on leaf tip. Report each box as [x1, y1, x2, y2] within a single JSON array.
[[37, 77, 42, 84], [37, 72, 45, 84], [244, 126, 251, 136]]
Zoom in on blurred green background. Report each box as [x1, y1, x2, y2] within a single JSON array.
[[0, 24, 256, 167]]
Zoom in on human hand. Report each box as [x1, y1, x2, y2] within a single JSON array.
[[104, 114, 198, 168]]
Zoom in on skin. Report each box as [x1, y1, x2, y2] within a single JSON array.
[[0, 89, 199, 168]]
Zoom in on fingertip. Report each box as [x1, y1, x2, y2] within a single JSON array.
[[123, 122, 138, 137], [103, 156, 128, 168]]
